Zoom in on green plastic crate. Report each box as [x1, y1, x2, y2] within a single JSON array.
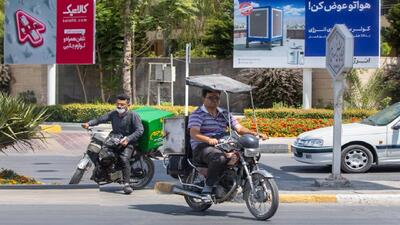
[[134, 107, 174, 152]]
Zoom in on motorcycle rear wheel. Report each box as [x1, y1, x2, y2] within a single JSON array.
[[244, 174, 279, 220], [184, 170, 212, 212]]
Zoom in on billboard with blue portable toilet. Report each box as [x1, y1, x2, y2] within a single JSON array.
[[234, 0, 380, 68]]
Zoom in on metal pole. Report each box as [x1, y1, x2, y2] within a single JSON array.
[[184, 43, 191, 116], [302, 68, 312, 109], [250, 90, 259, 134], [147, 64, 152, 105], [224, 90, 232, 138], [170, 54, 174, 106], [332, 78, 345, 177], [47, 64, 56, 105], [157, 82, 161, 106]]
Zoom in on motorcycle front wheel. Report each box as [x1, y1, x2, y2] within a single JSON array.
[[129, 155, 155, 189], [244, 174, 279, 220], [184, 170, 212, 212], [69, 168, 85, 184]]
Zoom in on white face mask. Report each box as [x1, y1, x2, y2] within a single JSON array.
[[116, 107, 126, 114]]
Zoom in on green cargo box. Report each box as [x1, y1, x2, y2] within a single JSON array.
[[134, 107, 174, 152]]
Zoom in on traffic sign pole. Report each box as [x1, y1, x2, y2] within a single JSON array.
[[315, 24, 353, 187], [332, 78, 345, 177]]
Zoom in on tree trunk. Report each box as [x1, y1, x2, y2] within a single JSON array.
[[131, 20, 137, 104], [122, 0, 132, 98], [75, 65, 88, 103], [96, 45, 105, 102]]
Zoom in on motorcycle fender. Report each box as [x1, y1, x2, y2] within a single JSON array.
[[251, 169, 274, 179], [77, 154, 91, 170]]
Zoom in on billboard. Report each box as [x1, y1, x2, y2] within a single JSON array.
[[4, 0, 95, 64], [233, 0, 380, 68]]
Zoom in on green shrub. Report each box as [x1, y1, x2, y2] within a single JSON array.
[[244, 108, 375, 120], [240, 68, 303, 108], [0, 93, 48, 152], [44, 104, 197, 123], [18, 90, 37, 104]]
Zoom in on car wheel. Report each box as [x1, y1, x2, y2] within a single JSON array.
[[341, 145, 373, 173]]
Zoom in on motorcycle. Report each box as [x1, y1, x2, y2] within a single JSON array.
[[163, 74, 279, 220], [69, 127, 155, 190]]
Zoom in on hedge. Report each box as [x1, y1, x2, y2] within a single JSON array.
[[244, 108, 375, 120], [43, 104, 197, 123], [40, 104, 376, 137], [240, 117, 361, 137]]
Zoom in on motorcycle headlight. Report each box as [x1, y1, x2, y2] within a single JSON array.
[[295, 138, 324, 147], [244, 148, 260, 157]]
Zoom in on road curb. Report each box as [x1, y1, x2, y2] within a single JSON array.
[[40, 124, 62, 134], [154, 182, 400, 204], [154, 182, 338, 203], [0, 184, 98, 190]]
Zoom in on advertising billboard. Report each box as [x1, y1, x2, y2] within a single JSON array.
[[233, 0, 380, 68], [4, 0, 95, 64]]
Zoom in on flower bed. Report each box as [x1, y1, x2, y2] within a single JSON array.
[[0, 169, 42, 185], [240, 117, 361, 137]]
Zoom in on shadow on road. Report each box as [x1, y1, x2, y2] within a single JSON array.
[[128, 204, 263, 222]]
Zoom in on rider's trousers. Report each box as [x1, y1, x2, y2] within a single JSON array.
[[193, 143, 228, 186]]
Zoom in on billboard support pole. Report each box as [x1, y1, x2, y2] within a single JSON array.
[[302, 68, 312, 109], [47, 64, 56, 105]]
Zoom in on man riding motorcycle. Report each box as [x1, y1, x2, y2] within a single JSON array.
[[82, 94, 144, 194], [188, 89, 267, 198]]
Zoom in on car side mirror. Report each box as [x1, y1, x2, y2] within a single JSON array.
[[392, 123, 400, 130]]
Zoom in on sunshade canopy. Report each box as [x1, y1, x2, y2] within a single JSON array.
[[185, 74, 253, 94]]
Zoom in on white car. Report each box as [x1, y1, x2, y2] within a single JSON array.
[[292, 102, 400, 173]]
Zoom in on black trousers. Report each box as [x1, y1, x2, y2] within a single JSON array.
[[193, 143, 228, 186], [118, 144, 134, 184], [101, 144, 134, 184]]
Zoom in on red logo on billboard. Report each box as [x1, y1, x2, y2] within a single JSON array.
[[239, 2, 253, 16], [15, 10, 46, 47]]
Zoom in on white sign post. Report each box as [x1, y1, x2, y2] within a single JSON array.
[[323, 24, 354, 185]]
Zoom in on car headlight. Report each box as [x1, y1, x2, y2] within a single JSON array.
[[295, 138, 324, 147]]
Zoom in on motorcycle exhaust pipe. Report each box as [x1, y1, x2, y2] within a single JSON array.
[[171, 186, 204, 200], [155, 182, 204, 200]]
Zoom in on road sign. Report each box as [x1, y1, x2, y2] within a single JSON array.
[[326, 24, 354, 80], [326, 24, 353, 182]]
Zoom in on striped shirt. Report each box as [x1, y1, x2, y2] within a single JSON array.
[[188, 105, 239, 150]]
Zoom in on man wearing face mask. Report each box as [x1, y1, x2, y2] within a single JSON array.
[[82, 94, 144, 194]]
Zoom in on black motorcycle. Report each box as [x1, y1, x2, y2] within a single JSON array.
[[69, 128, 155, 190], [166, 133, 279, 220]]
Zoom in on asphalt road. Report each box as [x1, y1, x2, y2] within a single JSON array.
[[2, 153, 400, 190], [1, 203, 400, 225]]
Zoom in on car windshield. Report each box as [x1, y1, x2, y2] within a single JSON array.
[[361, 102, 400, 126]]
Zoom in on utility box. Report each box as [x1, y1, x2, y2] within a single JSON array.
[[246, 7, 283, 48], [134, 107, 174, 152], [163, 117, 186, 155]]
